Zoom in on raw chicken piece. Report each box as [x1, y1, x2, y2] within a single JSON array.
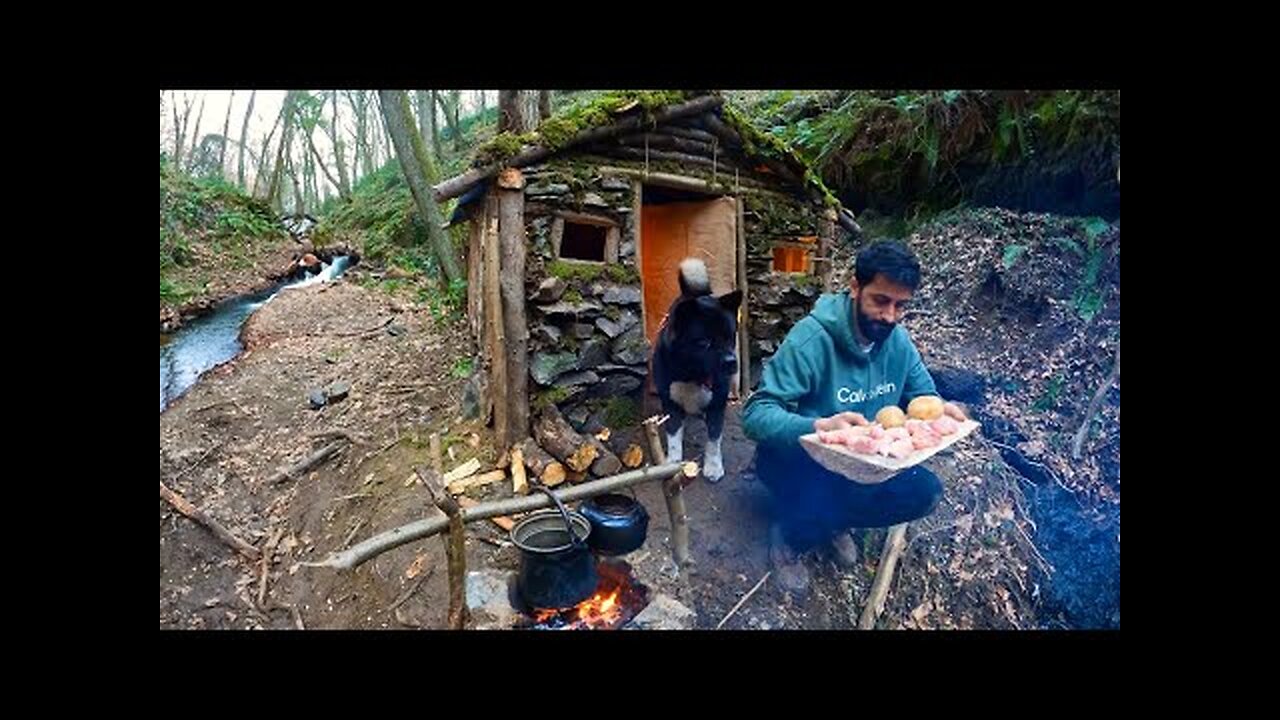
[[886, 438, 915, 459], [886, 427, 911, 441], [905, 419, 931, 435], [867, 425, 886, 439], [847, 436, 879, 455], [929, 416, 960, 435], [911, 431, 941, 450]]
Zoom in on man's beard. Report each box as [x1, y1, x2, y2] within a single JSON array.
[[855, 300, 895, 343]]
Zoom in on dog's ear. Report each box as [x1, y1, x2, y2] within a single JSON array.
[[718, 290, 742, 314]]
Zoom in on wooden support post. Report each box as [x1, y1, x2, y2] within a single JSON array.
[[419, 433, 467, 630], [643, 415, 692, 570], [483, 193, 507, 448], [735, 196, 751, 396], [859, 523, 908, 629], [497, 168, 529, 447]]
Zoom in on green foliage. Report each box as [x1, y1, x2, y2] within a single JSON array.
[[1034, 374, 1066, 412], [451, 356, 475, 379], [602, 396, 640, 429], [533, 386, 573, 413], [1002, 244, 1028, 270]]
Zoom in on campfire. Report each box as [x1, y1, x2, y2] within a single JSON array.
[[518, 559, 650, 630]]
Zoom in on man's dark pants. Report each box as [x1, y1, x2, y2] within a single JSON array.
[[756, 449, 944, 551]]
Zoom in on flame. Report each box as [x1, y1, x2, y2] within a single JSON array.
[[526, 561, 646, 630], [575, 587, 623, 627]]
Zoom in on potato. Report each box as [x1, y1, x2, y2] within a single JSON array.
[[907, 395, 945, 421], [875, 406, 907, 429]]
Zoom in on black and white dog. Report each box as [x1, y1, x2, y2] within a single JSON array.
[[650, 258, 742, 482]]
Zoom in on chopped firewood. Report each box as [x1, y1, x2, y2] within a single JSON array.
[[542, 462, 567, 487], [443, 458, 482, 483], [621, 444, 644, 468], [511, 445, 528, 495], [446, 469, 507, 495]]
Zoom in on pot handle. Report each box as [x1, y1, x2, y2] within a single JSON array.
[[534, 486, 584, 548]]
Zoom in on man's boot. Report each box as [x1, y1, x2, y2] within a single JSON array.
[[769, 523, 810, 595], [831, 530, 860, 570]]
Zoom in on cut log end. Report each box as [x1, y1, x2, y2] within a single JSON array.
[[621, 444, 644, 468]]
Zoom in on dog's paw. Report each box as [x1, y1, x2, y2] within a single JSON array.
[[703, 452, 725, 482]]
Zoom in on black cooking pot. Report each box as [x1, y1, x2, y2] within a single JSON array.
[[579, 493, 649, 556], [510, 487, 599, 610]]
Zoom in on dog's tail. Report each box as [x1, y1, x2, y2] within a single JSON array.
[[678, 258, 711, 297]]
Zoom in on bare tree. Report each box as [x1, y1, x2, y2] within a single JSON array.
[[328, 90, 352, 196], [219, 90, 235, 179], [422, 89, 442, 162], [172, 91, 194, 168], [267, 91, 299, 211], [186, 95, 206, 173], [429, 90, 442, 161], [438, 90, 463, 152], [252, 107, 285, 198], [539, 90, 552, 122], [499, 90, 539, 134], [348, 90, 371, 181], [238, 90, 256, 189], [377, 90, 462, 283]]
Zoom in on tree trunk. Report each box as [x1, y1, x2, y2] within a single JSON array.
[[238, 90, 256, 189], [350, 90, 370, 181], [415, 90, 433, 160], [499, 91, 539, 134], [173, 91, 193, 169], [287, 143, 304, 214], [218, 90, 234, 178], [429, 90, 442, 162], [305, 123, 345, 200], [187, 95, 206, 173], [329, 91, 351, 197], [377, 90, 463, 284], [267, 92, 298, 212], [253, 105, 284, 198], [538, 90, 552, 122], [447, 90, 463, 151]]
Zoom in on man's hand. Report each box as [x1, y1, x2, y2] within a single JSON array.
[[942, 401, 969, 422], [813, 411, 870, 432]]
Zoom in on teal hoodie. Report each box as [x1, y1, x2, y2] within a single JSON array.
[[742, 291, 937, 452]]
